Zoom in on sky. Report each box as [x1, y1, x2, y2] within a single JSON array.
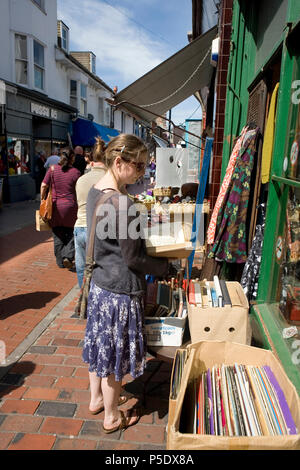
[[57, 0, 203, 126]]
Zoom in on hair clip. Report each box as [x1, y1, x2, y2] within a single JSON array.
[[120, 145, 125, 153]]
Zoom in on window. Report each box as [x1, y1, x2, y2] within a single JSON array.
[[121, 112, 125, 132], [91, 55, 96, 74], [15, 34, 28, 85], [98, 97, 104, 123], [7, 137, 31, 176], [33, 40, 45, 90], [61, 25, 68, 52], [80, 83, 87, 116], [70, 80, 77, 108]]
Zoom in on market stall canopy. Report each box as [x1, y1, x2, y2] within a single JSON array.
[[71, 118, 119, 147], [114, 26, 217, 123]]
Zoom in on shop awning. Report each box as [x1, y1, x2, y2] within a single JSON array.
[[114, 26, 217, 123], [71, 118, 119, 147]]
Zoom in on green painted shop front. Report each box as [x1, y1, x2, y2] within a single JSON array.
[[220, 0, 300, 393]]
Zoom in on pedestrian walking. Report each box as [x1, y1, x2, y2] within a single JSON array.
[[82, 133, 169, 433], [84, 150, 92, 173], [73, 145, 87, 175], [41, 149, 81, 269], [74, 138, 107, 288], [44, 148, 60, 170], [149, 155, 156, 185], [34, 151, 47, 193]]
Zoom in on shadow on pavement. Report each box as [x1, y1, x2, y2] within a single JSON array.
[[0, 291, 60, 319], [0, 225, 52, 264], [0, 361, 37, 398]]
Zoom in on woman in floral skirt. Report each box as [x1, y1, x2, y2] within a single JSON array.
[[82, 134, 169, 433]]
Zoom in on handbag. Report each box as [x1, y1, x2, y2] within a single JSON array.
[[35, 210, 51, 231], [75, 190, 116, 319], [40, 165, 54, 222]]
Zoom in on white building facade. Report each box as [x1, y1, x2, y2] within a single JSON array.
[[0, 0, 146, 202]]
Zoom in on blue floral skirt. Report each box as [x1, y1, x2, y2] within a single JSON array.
[[82, 281, 147, 382]]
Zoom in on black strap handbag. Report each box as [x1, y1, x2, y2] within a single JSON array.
[[75, 189, 116, 319]]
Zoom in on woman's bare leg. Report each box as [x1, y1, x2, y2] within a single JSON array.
[[102, 373, 122, 429], [88, 371, 103, 412]]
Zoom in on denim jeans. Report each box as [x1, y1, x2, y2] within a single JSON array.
[[74, 226, 87, 288]]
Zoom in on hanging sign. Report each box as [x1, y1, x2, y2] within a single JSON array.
[[276, 236, 283, 262]]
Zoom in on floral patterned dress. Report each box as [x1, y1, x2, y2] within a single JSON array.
[[82, 281, 146, 382], [208, 127, 260, 263]]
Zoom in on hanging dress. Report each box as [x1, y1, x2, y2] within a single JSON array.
[[208, 127, 260, 263]]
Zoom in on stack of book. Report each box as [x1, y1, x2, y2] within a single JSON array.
[[145, 277, 188, 319], [188, 276, 232, 308], [180, 363, 298, 436]]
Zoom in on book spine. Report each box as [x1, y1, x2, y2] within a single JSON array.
[[210, 287, 218, 308], [194, 282, 202, 307], [205, 281, 213, 307], [219, 280, 232, 306], [214, 275, 224, 307]]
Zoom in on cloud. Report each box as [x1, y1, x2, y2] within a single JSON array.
[[57, 0, 168, 89]]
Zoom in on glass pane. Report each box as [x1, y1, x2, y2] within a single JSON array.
[[34, 40, 44, 67], [80, 99, 86, 116], [34, 66, 44, 89], [15, 34, 27, 59], [62, 28, 67, 50], [286, 56, 300, 181], [279, 186, 300, 324], [80, 83, 87, 99], [70, 80, 77, 95], [15, 60, 27, 85], [7, 139, 31, 176]]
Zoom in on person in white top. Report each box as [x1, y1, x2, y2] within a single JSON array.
[[74, 139, 107, 288]]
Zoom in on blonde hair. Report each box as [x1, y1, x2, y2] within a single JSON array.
[[103, 133, 148, 168], [92, 137, 106, 163]]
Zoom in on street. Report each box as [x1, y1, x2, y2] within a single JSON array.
[[0, 190, 170, 450]]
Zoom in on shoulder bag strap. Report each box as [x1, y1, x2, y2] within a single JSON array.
[[86, 189, 118, 261]]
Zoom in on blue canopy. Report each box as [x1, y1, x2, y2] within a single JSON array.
[[71, 118, 119, 147]]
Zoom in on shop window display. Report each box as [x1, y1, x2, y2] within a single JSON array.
[[7, 138, 30, 175]]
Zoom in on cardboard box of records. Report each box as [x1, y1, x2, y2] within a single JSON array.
[[187, 277, 251, 345], [167, 341, 300, 450]]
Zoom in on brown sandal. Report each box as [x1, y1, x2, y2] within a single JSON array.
[[102, 408, 141, 434], [89, 395, 128, 415]]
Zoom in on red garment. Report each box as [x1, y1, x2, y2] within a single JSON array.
[[43, 165, 80, 227]]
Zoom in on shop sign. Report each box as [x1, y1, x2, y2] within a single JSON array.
[[31, 102, 58, 120]]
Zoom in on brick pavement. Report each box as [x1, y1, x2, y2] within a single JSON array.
[[0, 220, 171, 450]]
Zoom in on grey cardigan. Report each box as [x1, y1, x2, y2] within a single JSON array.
[[86, 186, 168, 296]]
